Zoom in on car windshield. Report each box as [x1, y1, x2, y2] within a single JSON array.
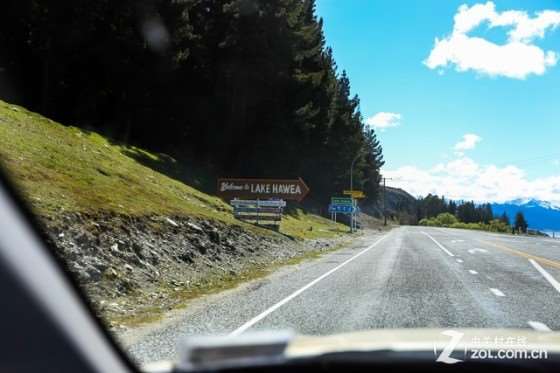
[[1, 0, 560, 368]]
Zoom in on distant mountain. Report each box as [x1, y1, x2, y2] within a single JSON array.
[[491, 200, 560, 233], [362, 187, 418, 224]]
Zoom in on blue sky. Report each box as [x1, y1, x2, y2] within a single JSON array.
[[316, 0, 560, 205]]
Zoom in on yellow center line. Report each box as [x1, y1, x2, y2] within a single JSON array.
[[479, 240, 560, 270]]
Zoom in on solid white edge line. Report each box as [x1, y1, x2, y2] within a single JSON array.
[[421, 232, 455, 257], [468, 270, 478, 275], [528, 321, 552, 332], [490, 288, 505, 297], [529, 259, 560, 294], [227, 233, 390, 337]]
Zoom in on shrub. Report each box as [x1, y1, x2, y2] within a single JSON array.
[[435, 212, 458, 227], [423, 215, 511, 234], [488, 219, 510, 233]]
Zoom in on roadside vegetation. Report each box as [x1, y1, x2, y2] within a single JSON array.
[[0, 99, 347, 239], [0, 1, 388, 330], [419, 212, 511, 233], [0, 99, 356, 328], [1, 0, 384, 206], [417, 194, 530, 234]]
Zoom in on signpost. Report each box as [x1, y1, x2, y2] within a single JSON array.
[[220, 178, 309, 230], [328, 205, 359, 213], [330, 196, 361, 232], [230, 199, 286, 208], [230, 199, 285, 230], [329, 197, 352, 229], [330, 197, 353, 206], [343, 190, 365, 199], [217, 178, 309, 202]]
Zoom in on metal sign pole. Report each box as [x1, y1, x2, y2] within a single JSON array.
[[354, 198, 357, 231], [350, 198, 354, 233], [350, 200, 354, 233], [350, 202, 353, 233]]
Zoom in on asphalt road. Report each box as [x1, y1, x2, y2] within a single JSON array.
[[125, 226, 560, 364]]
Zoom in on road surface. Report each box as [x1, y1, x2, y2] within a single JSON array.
[[125, 226, 560, 363]]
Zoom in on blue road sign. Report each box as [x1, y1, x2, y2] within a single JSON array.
[[329, 204, 357, 214]]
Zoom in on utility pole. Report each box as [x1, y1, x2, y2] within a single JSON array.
[[350, 152, 362, 193], [381, 177, 393, 226]]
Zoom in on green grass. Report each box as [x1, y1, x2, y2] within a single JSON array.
[[281, 208, 349, 239], [0, 100, 347, 238]]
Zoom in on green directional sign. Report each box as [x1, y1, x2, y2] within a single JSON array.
[[331, 197, 353, 206]]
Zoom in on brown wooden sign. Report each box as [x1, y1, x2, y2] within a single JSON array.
[[217, 177, 310, 202]]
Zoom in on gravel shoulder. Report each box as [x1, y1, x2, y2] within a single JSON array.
[[122, 229, 381, 364], [41, 211, 354, 330]]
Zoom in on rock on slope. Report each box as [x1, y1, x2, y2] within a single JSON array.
[[42, 211, 343, 329]]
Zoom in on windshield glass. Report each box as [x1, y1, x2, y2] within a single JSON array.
[[1, 0, 560, 368]]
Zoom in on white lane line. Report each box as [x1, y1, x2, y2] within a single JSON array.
[[490, 288, 505, 297], [456, 259, 463, 263], [228, 233, 390, 337], [529, 259, 560, 294], [421, 232, 455, 257], [528, 321, 552, 332], [468, 270, 478, 275], [468, 248, 488, 254]]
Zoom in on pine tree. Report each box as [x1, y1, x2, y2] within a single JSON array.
[[448, 200, 457, 215], [499, 212, 510, 225], [0, 0, 385, 205], [481, 203, 493, 224], [514, 212, 528, 233], [362, 126, 384, 200]]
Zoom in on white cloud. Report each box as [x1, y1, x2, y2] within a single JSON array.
[[454, 133, 482, 152], [366, 112, 401, 130], [384, 157, 560, 207], [425, 2, 560, 79]]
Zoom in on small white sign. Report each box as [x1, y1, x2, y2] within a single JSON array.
[[230, 199, 286, 208]]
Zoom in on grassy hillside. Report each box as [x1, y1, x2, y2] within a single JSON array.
[[0, 100, 346, 239]]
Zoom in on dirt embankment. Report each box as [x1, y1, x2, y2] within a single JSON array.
[[40, 212, 343, 329]]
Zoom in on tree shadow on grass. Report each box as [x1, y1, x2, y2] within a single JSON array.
[[67, 125, 219, 199], [119, 146, 216, 195]]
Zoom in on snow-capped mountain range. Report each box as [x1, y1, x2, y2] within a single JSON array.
[[491, 199, 560, 233], [505, 199, 560, 210]]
